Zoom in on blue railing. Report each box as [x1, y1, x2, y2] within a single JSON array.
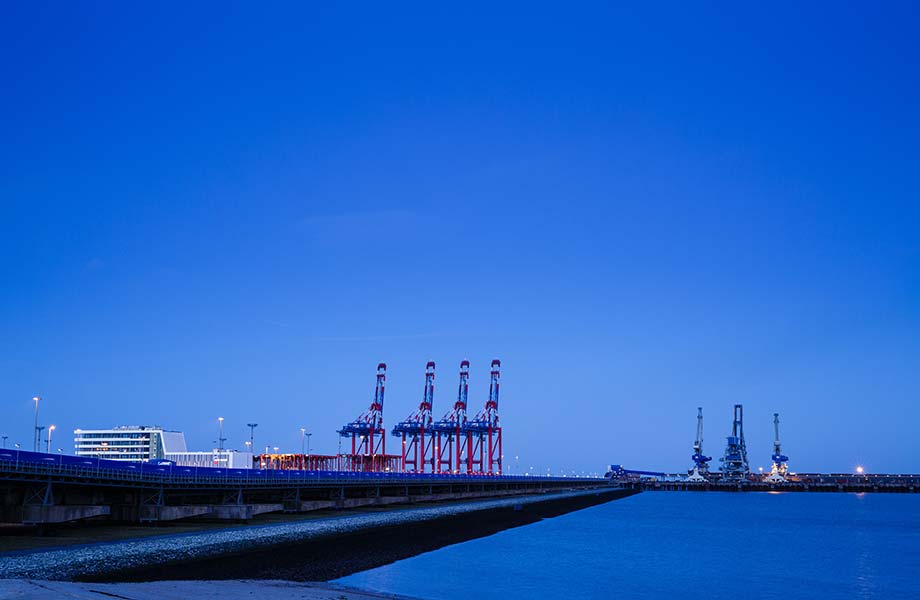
[[0, 449, 595, 486]]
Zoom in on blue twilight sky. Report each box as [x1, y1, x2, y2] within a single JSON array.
[[1, 3, 918, 474]]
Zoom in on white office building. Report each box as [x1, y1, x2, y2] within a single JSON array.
[[73, 426, 186, 461], [73, 425, 252, 468]]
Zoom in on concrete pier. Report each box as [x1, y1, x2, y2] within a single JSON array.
[[138, 505, 211, 522], [22, 505, 111, 525], [1, 450, 606, 526]]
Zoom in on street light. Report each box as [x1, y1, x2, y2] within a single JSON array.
[[46, 425, 56, 453], [1, 435, 7, 449], [306, 433, 312, 456], [36, 426, 45, 453], [247, 423, 258, 453], [218, 417, 225, 452], [32, 396, 41, 452], [300, 427, 306, 456]]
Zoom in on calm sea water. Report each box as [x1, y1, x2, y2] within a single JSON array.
[[337, 492, 920, 599]]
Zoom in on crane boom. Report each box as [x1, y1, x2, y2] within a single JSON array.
[[767, 412, 789, 481], [773, 412, 781, 453], [688, 407, 712, 481]]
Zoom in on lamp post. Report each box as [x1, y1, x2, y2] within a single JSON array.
[[247, 423, 258, 454], [300, 428, 306, 455], [306, 433, 312, 456], [36, 426, 45, 453], [46, 425, 56, 453], [218, 417, 225, 452], [32, 396, 41, 452], [1, 435, 7, 448]]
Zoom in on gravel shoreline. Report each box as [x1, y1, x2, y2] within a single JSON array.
[[0, 579, 420, 599], [0, 488, 618, 581]]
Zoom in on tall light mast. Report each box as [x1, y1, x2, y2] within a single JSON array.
[[688, 407, 711, 482]]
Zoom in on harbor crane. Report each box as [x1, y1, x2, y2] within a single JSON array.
[[764, 412, 789, 483], [687, 407, 712, 482], [431, 360, 470, 473], [338, 362, 388, 471], [392, 361, 436, 473], [462, 359, 502, 475], [720, 404, 749, 481]]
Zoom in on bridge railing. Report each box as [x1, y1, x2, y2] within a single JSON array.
[[0, 449, 598, 487]]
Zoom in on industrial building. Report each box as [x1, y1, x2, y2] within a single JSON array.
[[164, 450, 253, 469]]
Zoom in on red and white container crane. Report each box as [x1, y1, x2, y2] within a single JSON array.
[[337, 362, 391, 471], [431, 359, 470, 473], [462, 359, 502, 475], [391, 361, 436, 473]]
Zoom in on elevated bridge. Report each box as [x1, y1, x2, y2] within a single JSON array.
[[0, 449, 606, 525]]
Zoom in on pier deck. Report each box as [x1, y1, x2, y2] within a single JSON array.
[[0, 449, 606, 525]]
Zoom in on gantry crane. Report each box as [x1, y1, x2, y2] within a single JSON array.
[[338, 363, 388, 471], [687, 407, 712, 482], [462, 359, 502, 475], [764, 412, 789, 483], [431, 360, 469, 473], [392, 361, 436, 473]]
